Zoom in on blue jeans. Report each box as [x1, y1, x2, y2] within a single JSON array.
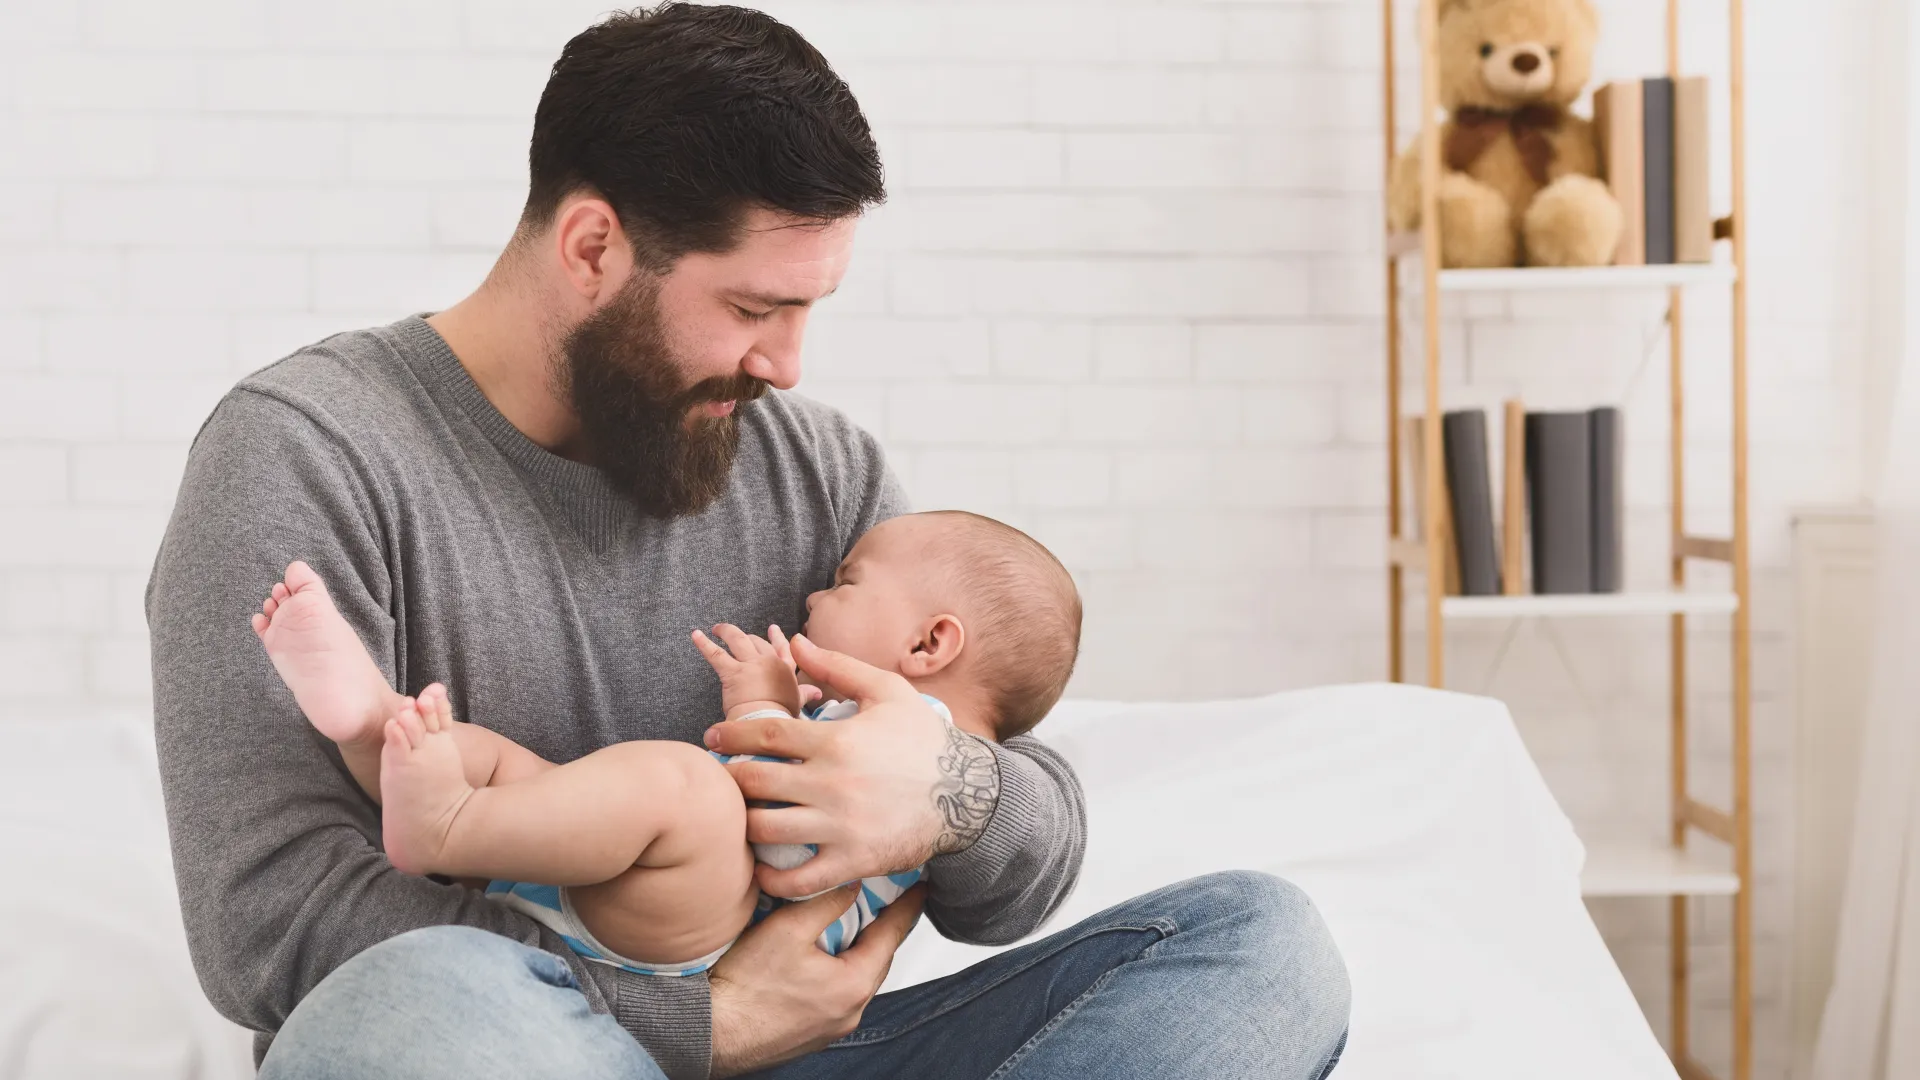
[[259, 871, 1350, 1080]]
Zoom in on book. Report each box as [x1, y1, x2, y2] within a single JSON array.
[[1674, 76, 1712, 263], [1502, 400, 1527, 595], [1642, 77, 1675, 265], [1524, 410, 1594, 594], [1593, 80, 1645, 266], [1443, 409, 1501, 596], [1403, 415, 1462, 595], [1589, 406, 1624, 592]]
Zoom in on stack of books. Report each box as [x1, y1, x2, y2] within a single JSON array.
[[1593, 76, 1712, 265], [1404, 403, 1624, 596]]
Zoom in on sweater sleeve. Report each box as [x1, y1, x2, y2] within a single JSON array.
[[924, 734, 1087, 945], [148, 389, 713, 1079]]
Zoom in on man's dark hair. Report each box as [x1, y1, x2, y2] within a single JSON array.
[[524, 3, 885, 270]]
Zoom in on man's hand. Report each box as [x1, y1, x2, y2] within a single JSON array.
[[709, 883, 926, 1077], [703, 634, 1003, 898]]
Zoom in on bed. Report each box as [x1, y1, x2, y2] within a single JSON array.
[[2, 684, 1674, 1079]]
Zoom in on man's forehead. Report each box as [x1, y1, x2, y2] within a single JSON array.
[[718, 210, 856, 298]]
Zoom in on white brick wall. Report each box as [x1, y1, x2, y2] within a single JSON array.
[[0, 3, 1873, 1077]]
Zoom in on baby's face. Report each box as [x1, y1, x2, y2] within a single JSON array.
[[801, 517, 937, 688]]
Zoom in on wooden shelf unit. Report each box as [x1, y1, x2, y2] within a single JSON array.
[[1380, 2, 1753, 1078]]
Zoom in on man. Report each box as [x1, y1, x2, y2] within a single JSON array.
[[148, 5, 1350, 1079]]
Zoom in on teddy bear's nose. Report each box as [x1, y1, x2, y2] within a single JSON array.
[[1512, 51, 1541, 74]]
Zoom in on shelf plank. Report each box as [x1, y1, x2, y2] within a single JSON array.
[[1438, 262, 1734, 292], [1580, 841, 1739, 898], [1437, 590, 1739, 619], [1385, 234, 1737, 290], [1386, 236, 1737, 292], [1440, 262, 1735, 292]]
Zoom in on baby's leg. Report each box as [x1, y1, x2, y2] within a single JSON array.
[[381, 690, 748, 886], [567, 800, 759, 966], [382, 692, 757, 964], [253, 561, 405, 795], [253, 563, 552, 800]]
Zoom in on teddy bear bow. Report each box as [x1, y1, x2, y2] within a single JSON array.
[[1445, 104, 1565, 186]]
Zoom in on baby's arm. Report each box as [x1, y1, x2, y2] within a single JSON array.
[[692, 623, 806, 720]]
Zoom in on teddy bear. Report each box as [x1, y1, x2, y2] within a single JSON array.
[[1387, 0, 1623, 268]]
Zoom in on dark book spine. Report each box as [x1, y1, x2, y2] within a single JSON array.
[[1443, 409, 1501, 596], [1642, 77, 1676, 265], [1524, 411, 1594, 594], [1589, 407, 1624, 593]]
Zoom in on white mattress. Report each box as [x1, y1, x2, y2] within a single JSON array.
[[1, 685, 1674, 1079], [883, 685, 1679, 1080]]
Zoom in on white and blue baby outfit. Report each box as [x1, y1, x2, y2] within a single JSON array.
[[486, 697, 945, 976]]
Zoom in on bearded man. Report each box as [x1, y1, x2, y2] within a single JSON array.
[[146, 6, 1350, 1080]]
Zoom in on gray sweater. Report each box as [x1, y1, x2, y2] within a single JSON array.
[[147, 316, 1087, 1079]]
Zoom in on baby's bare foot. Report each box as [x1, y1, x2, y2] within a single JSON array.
[[252, 561, 395, 749], [380, 685, 473, 876]]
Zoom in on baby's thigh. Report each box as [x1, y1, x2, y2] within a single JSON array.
[[568, 744, 757, 963]]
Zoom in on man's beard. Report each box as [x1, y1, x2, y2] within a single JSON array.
[[557, 276, 767, 518]]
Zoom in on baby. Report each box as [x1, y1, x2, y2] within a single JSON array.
[[252, 510, 1081, 975]]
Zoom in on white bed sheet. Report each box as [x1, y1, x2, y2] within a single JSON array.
[[883, 684, 1679, 1080], [1, 685, 1674, 1079]]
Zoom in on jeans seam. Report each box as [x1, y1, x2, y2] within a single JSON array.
[[981, 964, 1124, 1080], [829, 916, 1179, 1048], [982, 912, 1191, 1080]]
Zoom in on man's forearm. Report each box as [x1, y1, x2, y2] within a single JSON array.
[[931, 726, 1000, 855], [923, 735, 1086, 945]]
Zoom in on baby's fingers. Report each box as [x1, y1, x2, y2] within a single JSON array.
[[768, 624, 797, 668], [714, 622, 774, 659], [691, 629, 735, 668]]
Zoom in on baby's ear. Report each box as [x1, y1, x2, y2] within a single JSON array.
[[901, 613, 966, 678]]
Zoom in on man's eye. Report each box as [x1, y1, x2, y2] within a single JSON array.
[[735, 305, 774, 323]]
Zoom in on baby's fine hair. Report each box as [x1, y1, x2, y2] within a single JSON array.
[[916, 510, 1082, 740]]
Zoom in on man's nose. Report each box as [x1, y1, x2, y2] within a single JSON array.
[[742, 349, 800, 390], [742, 319, 805, 390]]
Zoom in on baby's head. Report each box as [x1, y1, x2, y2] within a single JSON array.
[[801, 511, 1081, 742]]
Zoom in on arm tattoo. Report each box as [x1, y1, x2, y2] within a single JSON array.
[[931, 725, 1000, 856]]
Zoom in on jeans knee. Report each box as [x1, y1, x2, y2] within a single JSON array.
[[1215, 871, 1352, 1036]]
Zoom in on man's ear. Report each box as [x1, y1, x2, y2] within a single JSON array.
[[551, 194, 634, 304], [900, 613, 965, 679]]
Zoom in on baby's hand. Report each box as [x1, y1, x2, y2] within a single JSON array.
[[692, 623, 804, 720], [767, 625, 825, 709]]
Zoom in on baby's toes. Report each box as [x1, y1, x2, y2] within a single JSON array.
[[383, 718, 412, 759], [393, 702, 426, 747], [416, 684, 451, 733]]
